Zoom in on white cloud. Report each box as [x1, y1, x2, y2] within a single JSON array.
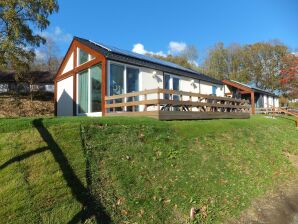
[[168, 41, 187, 54], [131, 41, 199, 66], [132, 43, 147, 54], [39, 26, 72, 43], [132, 43, 166, 57]]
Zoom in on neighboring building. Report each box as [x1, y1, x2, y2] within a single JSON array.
[[55, 37, 231, 117], [223, 80, 279, 114], [0, 71, 54, 94]]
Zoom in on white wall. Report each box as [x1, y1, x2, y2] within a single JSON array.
[[57, 76, 73, 116], [263, 95, 268, 108], [268, 96, 274, 108], [62, 53, 74, 74], [274, 98, 279, 108]]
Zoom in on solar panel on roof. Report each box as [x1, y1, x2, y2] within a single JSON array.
[[90, 40, 199, 74]]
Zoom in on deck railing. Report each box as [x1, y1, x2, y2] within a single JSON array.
[[104, 88, 250, 120]]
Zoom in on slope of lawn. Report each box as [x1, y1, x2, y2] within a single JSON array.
[[0, 115, 297, 223]]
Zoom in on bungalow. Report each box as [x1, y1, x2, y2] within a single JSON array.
[[0, 71, 54, 94], [223, 80, 279, 114], [55, 37, 250, 119]]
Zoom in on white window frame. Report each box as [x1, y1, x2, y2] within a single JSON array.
[[76, 66, 102, 117], [164, 73, 180, 91], [107, 60, 142, 111], [77, 48, 94, 66]]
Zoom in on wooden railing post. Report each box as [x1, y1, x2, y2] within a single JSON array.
[[157, 88, 160, 111]]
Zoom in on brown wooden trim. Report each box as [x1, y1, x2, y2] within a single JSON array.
[[105, 88, 248, 103], [55, 40, 76, 80], [56, 70, 74, 82], [75, 40, 105, 61], [251, 91, 255, 114], [54, 80, 57, 116], [105, 99, 249, 110], [56, 59, 101, 82], [222, 80, 253, 93], [73, 74, 77, 116], [101, 58, 107, 116], [105, 88, 160, 100], [73, 44, 77, 116]]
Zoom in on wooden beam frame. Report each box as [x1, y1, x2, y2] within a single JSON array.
[[54, 38, 107, 116], [222, 80, 256, 114]]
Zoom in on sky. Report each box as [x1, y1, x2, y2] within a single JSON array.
[[40, 0, 298, 64]]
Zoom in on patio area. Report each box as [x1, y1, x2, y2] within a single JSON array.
[[105, 88, 251, 120]]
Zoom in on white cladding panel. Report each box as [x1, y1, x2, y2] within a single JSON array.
[[62, 53, 74, 74], [268, 96, 274, 108], [274, 98, 279, 107], [57, 76, 73, 116], [263, 95, 268, 108]]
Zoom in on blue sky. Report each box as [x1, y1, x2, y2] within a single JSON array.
[[42, 0, 298, 63]]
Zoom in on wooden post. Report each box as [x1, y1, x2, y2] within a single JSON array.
[[251, 91, 255, 114], [157, 89, 160, 111], [113, 99, 115, 113], [144, 93, 147, 111], [132, 96, 135, 112]]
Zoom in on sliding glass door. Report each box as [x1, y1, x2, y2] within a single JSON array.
[[164, 73, 180, 100], [109, 62, 140, 111], [77, 64, 102, 115], [78, 70, 89, 114]]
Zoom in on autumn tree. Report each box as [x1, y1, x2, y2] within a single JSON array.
[[203, 41, 289, 91], [0, 0, 59, 78], [280, 54, 298, 99]]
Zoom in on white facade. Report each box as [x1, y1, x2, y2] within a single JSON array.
[[57, 76, 73, 116], [62, 53, 74, 74]]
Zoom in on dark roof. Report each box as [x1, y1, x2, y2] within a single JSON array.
[[228, 80, 278, 97], [74, 36, 222, 85], [0, 71, 54, 83]]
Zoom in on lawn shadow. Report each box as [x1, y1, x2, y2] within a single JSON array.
[[32, 118, 111, 224], [0, 146, 49, 170]]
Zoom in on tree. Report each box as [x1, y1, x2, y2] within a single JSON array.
[[146, 53, 195, 69], [31, 37, 61, 73], [203, 41, 289, 92], [280, 54, 298, 99], [180, 44, 198, 63], [0, 0, 59, 77]]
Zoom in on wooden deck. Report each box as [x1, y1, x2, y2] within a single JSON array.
[[105, 88, 251, 120]]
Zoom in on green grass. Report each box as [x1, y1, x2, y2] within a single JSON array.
[[0, 115, 297, 223]]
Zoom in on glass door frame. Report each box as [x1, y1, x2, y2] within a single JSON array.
[[164, 73, 181, 98], [107, 60, 141, 112], [76, 63, 102, 117]]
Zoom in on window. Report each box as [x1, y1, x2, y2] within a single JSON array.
[[90, 65, 102, 112], [77, 64, 102, 114], [164, 74, 180, 100], [78, 70, 89, 114], [212, 85, 217, 96], [110, 64, 125, 96], [108, 62, 140, 111], [78, 48, 89, 65]]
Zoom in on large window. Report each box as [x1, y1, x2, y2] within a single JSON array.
[[77, 64, 102, 115], [109, 62, 140, 111], [212, 85, 217, 96], [78, 48, 92, 65], [164, 73, 180, 100]]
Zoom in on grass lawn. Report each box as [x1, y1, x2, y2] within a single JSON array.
[[0, 115, 297, 223]]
